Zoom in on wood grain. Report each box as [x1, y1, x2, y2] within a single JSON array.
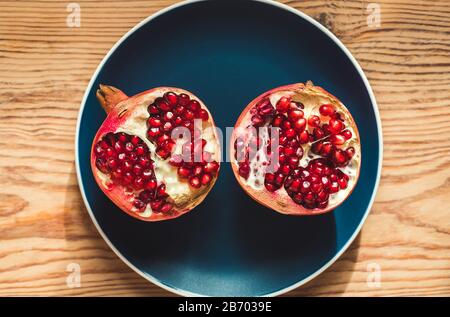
[[0, 0, 449, 296]]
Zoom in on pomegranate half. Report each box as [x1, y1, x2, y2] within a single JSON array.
[[91, 85, 221, 221], [230, 82, 361, 215]]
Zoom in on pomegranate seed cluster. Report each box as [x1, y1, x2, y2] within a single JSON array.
[[147, 91, 219, 188], [284, 158, 349, 209], [94, 132, 173, 214], [236, 95, 356, 210]]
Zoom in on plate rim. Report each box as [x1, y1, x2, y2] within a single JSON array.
[[75, 0, 383, 297]]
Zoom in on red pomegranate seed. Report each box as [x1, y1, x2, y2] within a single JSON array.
[[125, 142, 134, 152], [317, 190, 329, 202], [147, 127, 161, 138], [131, 135, 140, 145], [320, 143, 333, 156], [279, 164, 291, 175], [96, 158, 109, 173], [95, 145, 105, 158], [298, 130, 309, 144], [279, 135, 288, 145], [193, 165, 203, 176], [342, 129, 352, 140], [311, 142, 323, 154], [330, 173, 338, 182], [283, 146, 296, 157], [238, 163, 250, 179], [285, 129, 296, 139], [135, 145, 145, 155], [276, 97, 291, 113], [133, 164, 143, 175], [129, 152, 138, 162], [288, 109, 304, 121], [114, 141, 123, 153], [118, 133, 128, 143], [345, 147, 355, 159], [139, 156, 150, 168], [133, 199, 146, 211], [189, 176, 201, 188], [264, 182, 277, 192], [178, 93, 190, 106], [201, 173, 212, 185], [260, 105, 274, 116], [198, 109, 209, 121], [178, 166, 191, 178], [160, 203, 173, 213], [251, 115, 264, 127], [319, 104, 335, 116], [329, 134, 346, 145], [157, 134, 170, 145], [290, 179, 301, 192], [174, 116, 183, 125], [332, 149, 347, 165], [304, 192, 315, 204], [145, 179, 157, 190], [139, 190, 153, 203], [183, 110, 195, 120], [282, 120, 292, 130], [122, 160, 132, 171], [290, 193, 302, 204], [338, 177, 348, 189], [148, 105, 159, 114], [163, 121, 173, 132], [265, 173, 275, 183], [188, 100, 201, 112], [328, 118, 343, 134], [163, 111, 174, 121], [164, 92, 178, 106], [100, 140, 109, 149], [311, 182, 323, 193], [105, 147, 115, 157], [308, 115, 320, 128], [123, 172, 133, 185], [174, 105, 184, 115], [134, 177, 145, 189], [107, 157, 118, 169], [142, 169, 153, 179], [156, 98, 171, 112], [150, 200, 163, 211], [329, 182, 339, 193], [157, 184, 167, 197], [272, 115, 284, 127], [300, 180, 310, 194], [317, 200, 328, 208], [314, 128, 325, 139], [293, 118, 307, 131], [288, 156, 300, 167]]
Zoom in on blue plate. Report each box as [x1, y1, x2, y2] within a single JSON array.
[[76, 0, 382, 296]]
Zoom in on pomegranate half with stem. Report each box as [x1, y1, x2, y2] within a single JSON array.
[[230, 82, 361, 215], [91, 85, 221, 221]]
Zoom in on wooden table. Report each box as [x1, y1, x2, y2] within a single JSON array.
[[1, 0, 449, 296]]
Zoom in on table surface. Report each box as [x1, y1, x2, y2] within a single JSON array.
[[0, 0, 449, 296]]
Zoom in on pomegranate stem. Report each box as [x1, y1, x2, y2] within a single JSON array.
[[96, 84, 128, 113]]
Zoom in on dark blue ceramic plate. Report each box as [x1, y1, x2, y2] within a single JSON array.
[[76, 0, 382, 296]]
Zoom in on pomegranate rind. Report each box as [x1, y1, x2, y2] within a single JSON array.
[[91, 87, 221, 222], [230, 82, 361, 216]]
